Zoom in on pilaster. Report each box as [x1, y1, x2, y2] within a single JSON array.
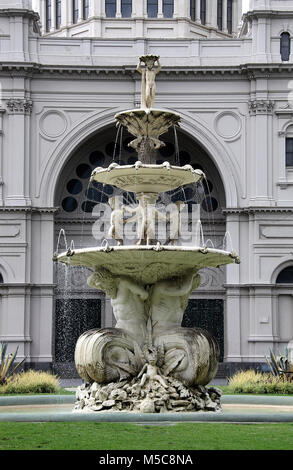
[[5, 97, 32, 207], [0, 109, 5, 206], [249, 97, 274, 206]]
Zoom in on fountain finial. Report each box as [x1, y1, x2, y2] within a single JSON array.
[[137, 55, 161, 109]]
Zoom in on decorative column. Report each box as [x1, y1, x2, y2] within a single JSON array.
[[116, 0, 122, 18], [67, 0, 73, 26], [158, 0, 163, 18], [196, 0, 201, 23], [210, 0, 218, 29], [50, 0, 56, 32], [223, 0, 228, 33], [60, 0, 67, 27], [78, 0, 84, 21], [206, 0, 217, 28], [232, 0, 240, 35], [173, 0, 180, 18], [39, 0, 46, 34]]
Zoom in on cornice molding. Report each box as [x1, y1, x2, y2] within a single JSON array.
[[223, 207, 293, 214], [0, 206, 58, 213], [0, 8, 40, 21], [0, 63, 293, 78], [245, 10, 293, 20]]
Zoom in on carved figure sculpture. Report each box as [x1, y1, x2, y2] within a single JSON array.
[[108, 196, 125, 245], [137, 345, 168, 389], [88, 268, 149, 347], [137, 55, 161, 109], [124, 195, 169, 245], [167, 200, 185, 245], [149, 268, 201, 336]]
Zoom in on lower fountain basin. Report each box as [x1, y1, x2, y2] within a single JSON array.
[[57, 246, 239, 284], [1, 395, 293, 423]]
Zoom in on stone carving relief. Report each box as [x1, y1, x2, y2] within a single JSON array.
[[196, 267, 225, 290], [214, 111, 242, 141], [39, 110, 68, 139], [6, 98, 32, 115], [249, 99, 274, 115]]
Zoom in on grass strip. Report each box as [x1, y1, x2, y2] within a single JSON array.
[[0, 422, 292, 450]]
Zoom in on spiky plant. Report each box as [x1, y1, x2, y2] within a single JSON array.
[[265, 349, 293, 381], [0, 342, 26, 386]]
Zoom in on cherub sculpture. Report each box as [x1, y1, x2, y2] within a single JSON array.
[[167, 200, 185, 246], [137, 345, 167, 389], [108, 196, 125, 246], [124, 195, 169, 245], [137, 55, 161, 109]]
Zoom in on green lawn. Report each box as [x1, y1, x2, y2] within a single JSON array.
[[0, 422, 292, 450]]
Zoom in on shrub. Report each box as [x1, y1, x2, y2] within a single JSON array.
[[0, 369, 60, 394], [227, 369, 293, 395]]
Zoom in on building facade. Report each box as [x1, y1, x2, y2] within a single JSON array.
[[0, 0, 293, 377]]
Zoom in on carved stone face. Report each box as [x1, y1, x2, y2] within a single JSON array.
[[147, 60, 155, 70]]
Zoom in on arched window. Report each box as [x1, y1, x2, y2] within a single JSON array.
[[227, 0, 233, 34], [200, 0, 206, 25], [163, 0, 173, 18], [72, 0, 79, 23], [217, 0, 223, 30], [276, 266, 293, 284], [45, 0, 52, 32], [121, 0, 132, 18], [83, 0, 89, 20], [0, 273, 3, 283], [280, 32, 291, 62], [148, 0, 158, 18], [286, 136, 293, 168], [106, 0, 116, 17], [56, 0, 61, 29]]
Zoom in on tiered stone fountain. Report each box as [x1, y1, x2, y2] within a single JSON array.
[[57, 55, 240, 414]]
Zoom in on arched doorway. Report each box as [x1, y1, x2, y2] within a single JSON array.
[[53, 124, 227, 375], [275, 265, 293, 351]]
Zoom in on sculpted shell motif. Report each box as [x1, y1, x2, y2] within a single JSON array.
[[75, 328, 144, 385], [153, 327, 219, 386]]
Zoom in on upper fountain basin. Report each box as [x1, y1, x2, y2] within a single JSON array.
[[56, 245, 240, 285], [114, 108, 181, 139], [90, 162, 204, 194]]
